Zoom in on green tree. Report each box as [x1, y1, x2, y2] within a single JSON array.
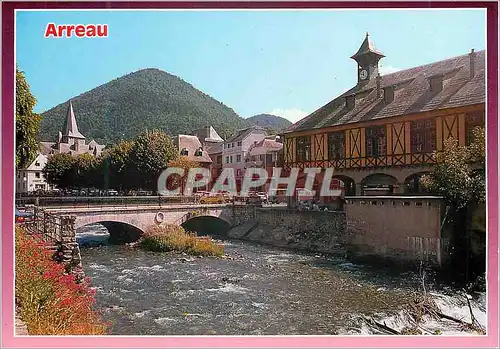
[[129, 130, 177, 191], [43, 153, 77, 189], [74, 153, 97, 188], [16, 67, 41, 168], [421, 127, 485, 208], [421, 126, 485, 282], [96, 140, 134, 190], [166, 156, 200, 192]]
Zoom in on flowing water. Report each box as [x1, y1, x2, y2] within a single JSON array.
[[78, 224, 486, 336]]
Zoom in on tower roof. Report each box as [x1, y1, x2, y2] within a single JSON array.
[[62, 101, 85, 139], [351, 32, 385, 61]]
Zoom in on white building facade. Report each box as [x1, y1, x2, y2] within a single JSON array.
[[222, 126, 268, 189], [16, 153, 55, 193]]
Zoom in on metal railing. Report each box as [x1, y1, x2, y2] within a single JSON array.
[[24, 208, 64, 243], [16, 195, 198, 209]]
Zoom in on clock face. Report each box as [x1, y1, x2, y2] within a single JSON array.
[[359, 69, 368, 80]]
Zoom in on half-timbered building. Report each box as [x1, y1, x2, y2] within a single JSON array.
[[283, 34, 485, 196]]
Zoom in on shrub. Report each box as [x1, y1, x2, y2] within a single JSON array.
[[15, 227, 109, 335], [140, 224, 224, 257]]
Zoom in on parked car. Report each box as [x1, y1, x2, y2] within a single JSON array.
[[106, 189, 119, 196], [199, 193, 226, 204], [137, 190, 152, 196], [15, 208, 34, 224], [88, 188, 100, 196]]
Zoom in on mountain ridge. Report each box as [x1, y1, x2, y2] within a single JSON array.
[[39, 68, 247, 144]]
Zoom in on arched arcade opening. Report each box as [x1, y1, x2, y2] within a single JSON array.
[[404, 172, 432, 194], [361, 173, 398, 195]]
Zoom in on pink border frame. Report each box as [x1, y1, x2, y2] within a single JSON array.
[[2, 1, 498, 348]]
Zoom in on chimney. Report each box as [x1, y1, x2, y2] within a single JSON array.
[[376, 73, 382, 97], [469, 48, 475, 79], [345, 94, 355, 110], [383, 85, 395, 103]]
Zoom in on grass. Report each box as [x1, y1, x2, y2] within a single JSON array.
[[139, 224, 224, 257], [15, 227, 109, 335]]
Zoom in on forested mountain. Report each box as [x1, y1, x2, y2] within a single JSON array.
[[40, 69, 247, 144], [245, 113, 292, 131]]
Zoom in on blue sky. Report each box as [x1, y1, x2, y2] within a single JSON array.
[[16, 9, 486, 122]]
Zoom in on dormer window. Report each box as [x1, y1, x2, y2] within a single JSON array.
[[429, 74, 444, 93], [35, 162, 40, 167], [194, 147, 203, 156], [383, 86, 395, 103], [180, 148, 189, 156], [345, 94, 355, 110]]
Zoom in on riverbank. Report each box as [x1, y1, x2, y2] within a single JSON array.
[[15, 227, 108, 335]]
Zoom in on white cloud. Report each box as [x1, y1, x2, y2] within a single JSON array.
[[379, 66, 402, 76], [267, 108, 309, 123]]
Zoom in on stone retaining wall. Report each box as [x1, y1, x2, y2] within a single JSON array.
[[228, 197, 447, 266]]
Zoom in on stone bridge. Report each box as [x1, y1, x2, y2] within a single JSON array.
[[44, 204, 256, 243]]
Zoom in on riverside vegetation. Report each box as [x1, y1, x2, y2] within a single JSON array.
[[139, 224, 224, 257], [15, 227, 108, 335]]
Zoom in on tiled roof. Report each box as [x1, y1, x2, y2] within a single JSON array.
[[192, 126, 224, 142], [226, 126, 267, 143], [249, 138, 283, 156], [203, 142, 223, 155], [177, 135, 213, 163], [39, 142, 56, 156], [286, 50, 485, 133]]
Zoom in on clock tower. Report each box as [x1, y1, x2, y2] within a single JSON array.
[[351, 33, 385, 84]]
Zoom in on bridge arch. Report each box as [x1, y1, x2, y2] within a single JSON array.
[[77, 220, 146, 244], [181, 215, 232, 237]]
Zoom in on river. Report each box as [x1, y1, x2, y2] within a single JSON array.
[[77, 224, 487, 336]]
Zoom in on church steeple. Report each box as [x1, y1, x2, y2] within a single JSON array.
[[351, 33, 385, 84], [61, 100, 85, 141]]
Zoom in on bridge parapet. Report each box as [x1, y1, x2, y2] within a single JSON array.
[[24, 210, 83, 277]]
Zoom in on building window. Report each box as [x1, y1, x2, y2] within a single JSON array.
[[236, 154, 241, 162], [230, 156, 233, 163], [180, 148, 189, 156], [35, 172, 40, 178], [35, 162, 40, 167], [226, 156, 229, 163], [296, 136, 311, 162], [194, 148, 203, 156], [366, 126, 387, 157], [411, 119, 436, 153], [236, 169, 242, 177], [237, 141, 242, 146], [232, 143, 234, 148], [327, 132, 346, 160], [465, 111, 485, 145]]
